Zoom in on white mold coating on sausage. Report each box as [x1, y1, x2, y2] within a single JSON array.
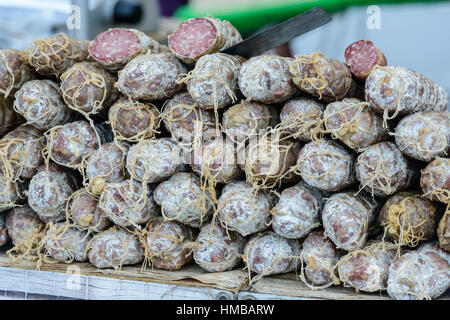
[[217, 181, 273, 236]]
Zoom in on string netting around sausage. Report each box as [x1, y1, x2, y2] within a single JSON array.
[[330, 241, 398, 293], [139, 218, 191, 272], [59, 64, 109, 118], [80, 142, 128, 195], [24, 34, 83, 77], [421, 158, 450, 204], [388, 112, 449, 161], [243, 128, 300, 191], [108, 98, 161, 143], [0, 50, 18, 98], [381, 195, 436, 248], [277, 105, 325, 143], [322, 100, 382, 151], [160, 99, 209, 152], [242, 232, 301, 285], [290, 51, 341, 102]]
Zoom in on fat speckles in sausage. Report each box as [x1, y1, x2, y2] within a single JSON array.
[[108, 98, 160, 142], [68, 189, 110, 232], [24, 33, 89, 77], [300, 230, 340, 287], [0, 49, 34, 98], [89, 28, 169, 71], [217, 181, 273, 236], [239, 55, 298, 104], [47, 120, 102, 169], [87, 226, 144, 269], [271, 182, 323, 239], [13, 80, 73, 131], [153, 172, 213, 228], [126, 138, 184, 184], [161, 92, 215, 144], [223, 101, 279, 144], [116, 53, 187, 101], [323, 98, 387, 152], [420, 157, 450, 204], [344, 40, 387, 80], [183, 53, 244, 109], [289, 51, 353, 102], [379, 191, 438, 248], [296, 140, 356, 192], [168, 17, 242, 65], [28, 163, 78, 223], [192, 221, 245, 272], [0, 124, 45, 180], [322, 192, 377, 251], [60, 62, 118, 116], [244, 231, 301, 277], [191, 136, 243, 184], [387, 242, 450, 300], [365, 66, 448, 120], [355, 142, 415, 197], [43, 222, 92, 262], [394, 111, 450, 162], [144, 216, 194, 271], [84, 142, 128, 194], [337, 241, 395, 292], [99, 179, 159, 228], [279, 97, 324, 142]]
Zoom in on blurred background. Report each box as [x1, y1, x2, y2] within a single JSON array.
[[0, 0, 448, 94]]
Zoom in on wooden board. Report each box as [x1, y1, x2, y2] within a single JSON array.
[[0, 253, 448, 300]]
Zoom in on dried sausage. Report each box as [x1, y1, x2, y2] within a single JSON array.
[[387, 242, 450, 300], [168, 17, 242, 65], [394, 111, 450, 162], [420, 157, 450, 204], [289, 51, 353, 102], [60, 62, 118, 116], [89, 28, 169, 71], [183, 53, 244, 109], [116, 53, 187, 101], [27, 163, 78, 223], [344, 40, 387, 80], [322, 192, 377, 251], [355, 142, 415, 197], [153, 172, 214, 228], [323, 98, 387, 151], [13, 80, 73, 130], [295, 140, 356, 192], [239, 55, 298, 104], [379, 191, 438, 247], [68, 189, 111, 232], [126, 138, 185, 183], [271, 182, 323, 239], [0, 49, 34, 98], [217, 181, 273, 236], [192, 221, 245, 272], [99, 179, 159, 228], [144, 216, 194, 271]]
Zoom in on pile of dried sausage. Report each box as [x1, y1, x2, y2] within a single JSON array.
[[0, 21, 448, 301]]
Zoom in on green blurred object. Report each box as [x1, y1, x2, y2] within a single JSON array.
[[174, 0, 448, 35]]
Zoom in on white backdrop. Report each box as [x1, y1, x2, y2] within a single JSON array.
[[289, 2, 450, 99]]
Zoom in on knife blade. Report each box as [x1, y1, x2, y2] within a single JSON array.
[[221, 7, 332, 58]]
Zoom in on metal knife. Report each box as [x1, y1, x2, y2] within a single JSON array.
[[221, 7, 332, 58]]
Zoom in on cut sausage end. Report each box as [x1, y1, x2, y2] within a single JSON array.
[[168, 18, 217, 59], [344, 40, 386, 79], [89, 28, 142, 63]]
